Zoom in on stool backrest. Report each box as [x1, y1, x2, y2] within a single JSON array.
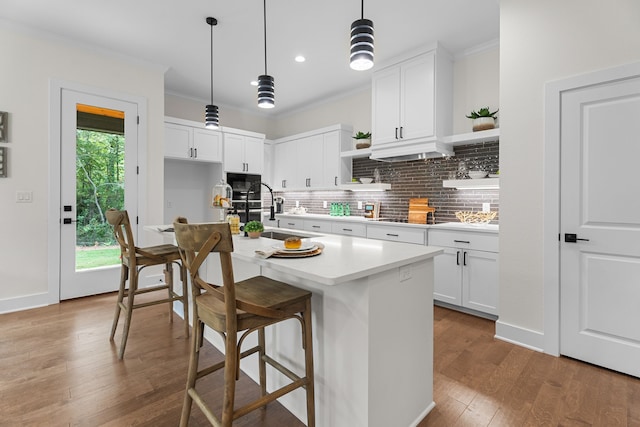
[[106, 209, 135, 265], [173, 221, 237, 323]]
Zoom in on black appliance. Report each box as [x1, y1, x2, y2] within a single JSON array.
[[227, 173, 262, 223]]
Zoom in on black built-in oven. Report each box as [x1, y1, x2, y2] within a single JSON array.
[[226, 172, 262, 223]]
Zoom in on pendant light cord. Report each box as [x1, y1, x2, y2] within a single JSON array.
[[210, 22, 214, 104], [361, 0, 364, 19], [263, 0, 268, 75]]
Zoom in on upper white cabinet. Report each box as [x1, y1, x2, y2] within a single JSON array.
[[371, 44, 452, 146], [272, 125, 353, 191], [223, 131, 264, 174], [164, 119, 222, 162]]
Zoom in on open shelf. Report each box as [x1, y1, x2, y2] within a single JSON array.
[[442, 128, 500, 147], [443, 178, 499, 189]]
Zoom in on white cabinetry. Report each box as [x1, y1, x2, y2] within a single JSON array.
[[223, 131, 264, 174], [429, 229, 498, 316], [273, 125, 352, 191], [331, 221, 367, 237], [366, 224, 426, 245], [303, 218, 332, 233], [371, 44, 452, 147], [165, 120, 222, 162]]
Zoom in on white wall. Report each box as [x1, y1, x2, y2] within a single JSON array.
[[0, 21, 165, 310], [165, 93, 271, 136], [452, 44, 500, 134], [498, 0, 640, 345]]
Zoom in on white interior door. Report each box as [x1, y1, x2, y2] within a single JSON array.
[[560, 74, 640, 377], [60, 89, 138, 300]]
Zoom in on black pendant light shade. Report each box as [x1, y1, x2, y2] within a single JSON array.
[[205, 104, 219, 128], [257, 74, 275, 109], [257, 0, 275, 109], [350, 1, 374, 71], [205, 16, 220, 128]]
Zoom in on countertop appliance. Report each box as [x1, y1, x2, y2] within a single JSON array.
[[274, 196, 285, 214], [363, 202, 380, 219]]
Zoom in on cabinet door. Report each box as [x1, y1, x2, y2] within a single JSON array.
[[371, 66, 401, 145], [400, 53, 435, 141], [243, 136, 264, 175], [164, 123, 192, 159], [297, 135, 323, 188], [433, 247, 463, 306], [273, 141, 296, 190], [223, 133, 246, 172], [322, 131, 341, 188], [462, 250, 499, 315], [193, 128, 222, 162]]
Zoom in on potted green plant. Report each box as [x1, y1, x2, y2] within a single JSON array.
[[244, 220, 264, 238], [466, 107, 499, 132], [353, 131, 371, 149]]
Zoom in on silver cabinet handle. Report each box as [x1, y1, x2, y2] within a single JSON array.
[[343, 228, 352, 232], [194, 148, 198, 158], [312, 225, 320, 229], [399, 126, 403, 139], [395, 127, 398, 139], [454, 240, 470, 244], [386, 233, 399, 237], [456, 250, 460, 265], [334, 176, 338, 186], [189, 147, 193, 157]]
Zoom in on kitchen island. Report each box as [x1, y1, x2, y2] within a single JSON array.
[[150, 226, 442, 427]]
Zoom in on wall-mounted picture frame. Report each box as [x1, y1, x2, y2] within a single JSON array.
[[0, 111, 7, 142], [0, 147, 6, 177]]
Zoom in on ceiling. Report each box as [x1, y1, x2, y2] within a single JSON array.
[[0, 0, 499, 117]]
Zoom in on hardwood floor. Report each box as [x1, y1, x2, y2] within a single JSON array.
[[422, 307, 640, 427], [2, 294, 639, 426]]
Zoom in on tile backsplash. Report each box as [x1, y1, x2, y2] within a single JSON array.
[[269, 141, 499, 224]]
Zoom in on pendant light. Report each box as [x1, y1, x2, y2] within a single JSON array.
[[205, 16, 219, 128], [349, 0, 374, 71], [257, 0, 275, 108]]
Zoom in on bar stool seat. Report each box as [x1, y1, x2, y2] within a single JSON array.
[[106, 209, 189, 359], [173, 219, 315, 427]]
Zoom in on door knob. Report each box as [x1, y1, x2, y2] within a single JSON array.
[[565, 233, 589, 243]]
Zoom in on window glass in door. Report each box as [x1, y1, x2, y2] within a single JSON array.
[[60, 90, 138, 300]]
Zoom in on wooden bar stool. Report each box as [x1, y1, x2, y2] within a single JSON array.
[[106, 209, 189, 359], [173, 220, 315, 427]]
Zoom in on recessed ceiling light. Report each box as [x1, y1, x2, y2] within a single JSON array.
[[250, 80, 258, 86], [295, 55, 306, 63]]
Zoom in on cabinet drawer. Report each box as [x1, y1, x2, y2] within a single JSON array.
[[366, 225, 426, 245], [280, 219, 304, 230], [429, 229, 498, 252], [331, 222, 367, 237], [304, 220, 332, 233]]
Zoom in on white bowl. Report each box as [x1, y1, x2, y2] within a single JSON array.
[[468, 170, 488, 179], [359, 178, 373, 184]]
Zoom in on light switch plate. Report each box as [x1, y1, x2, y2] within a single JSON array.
[[482, 203, 490, 212], [16, 191, 33, 203]]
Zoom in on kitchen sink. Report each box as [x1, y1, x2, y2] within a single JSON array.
[[260, 231, 319, 240]]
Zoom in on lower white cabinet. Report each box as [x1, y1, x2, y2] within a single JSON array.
[[366, 224, 426, 245], [303, 219, 332, 233], [279, 218, 304, 230], [429, 229, 498, 316], [331, 221, 367, 237]]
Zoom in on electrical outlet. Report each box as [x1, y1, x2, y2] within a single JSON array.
[[400, 265, 411, 282], [295, 200, 299, 208], [323, 201, 327, 208], [482, 203, 490, 212], [357, 201, 363, 209]]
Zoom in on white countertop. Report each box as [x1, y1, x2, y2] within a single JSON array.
[[146, 225, 442, 286], [272, 213, 499, 233]]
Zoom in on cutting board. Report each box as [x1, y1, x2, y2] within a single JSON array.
[[408, 198, 435, 224]]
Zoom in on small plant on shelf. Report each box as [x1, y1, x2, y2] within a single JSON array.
[[353, 131, 371, 149], [466, 107, 499, 132]]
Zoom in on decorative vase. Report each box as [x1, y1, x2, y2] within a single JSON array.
[[248, 231, 261, 239], [472, 117, 495, 132], [355, 139, 371, 149]]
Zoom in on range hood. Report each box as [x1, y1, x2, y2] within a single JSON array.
[[369, 140, 453, 162]]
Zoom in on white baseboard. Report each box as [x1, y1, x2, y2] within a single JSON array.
[[410, 401, 436, 427], [0, 292, 50, 314], [495, 319, 545, 353]]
